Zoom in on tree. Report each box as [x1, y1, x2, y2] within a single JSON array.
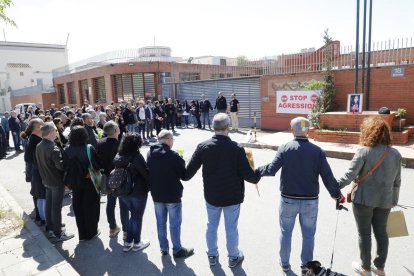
[[0, 0, 16, 26], [236, 55, 248, 66], [307, 29, 336, 127]]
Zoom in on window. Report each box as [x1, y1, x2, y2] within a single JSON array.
[[112, 73, 147, 102], [57, 84, 66, 104], [20, 72, 24, 76], [67, 82, 76, 104], [220, 59, 226, 66], [93, 77, 106, 103], [179, 72, 200, 81], [79, 79, 89, 102]]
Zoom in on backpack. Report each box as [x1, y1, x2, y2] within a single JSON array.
[[108, 156, 135, 196]]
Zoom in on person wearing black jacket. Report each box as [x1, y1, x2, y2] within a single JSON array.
[[164, 98, 176, 131], [23, 118, 45, 225], [153, 101, 165, 135], [122, 103, 136, 133], [81, 113, 98, 149], [63, 126, 101, 241], [147, 130, 194, 258], [214, 91, 227, 114], [96, 121, 128, 239], [183, 113, 260, 268], [8, 111, 22, 152], [36, 122, 74, 243], [200, 94, 213, 129], [113, 133, 150, 252]]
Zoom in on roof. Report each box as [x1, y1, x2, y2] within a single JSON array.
[[6, 63, 32, 68], [0, 41, 67, 50]]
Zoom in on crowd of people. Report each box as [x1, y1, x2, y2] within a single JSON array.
[[0, 93, 402, 275]]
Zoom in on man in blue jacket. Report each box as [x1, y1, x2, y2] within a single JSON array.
[[147, 130, 193, 258], [256, 117, 343, 276], [8, 111, 22, 152]]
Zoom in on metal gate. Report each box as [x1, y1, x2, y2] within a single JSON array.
[[162, 77, 261, 128]]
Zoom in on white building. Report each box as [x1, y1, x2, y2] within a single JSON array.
[[0, 41, 68, 113]]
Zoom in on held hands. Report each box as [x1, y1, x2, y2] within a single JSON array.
[[335, 194, 348, 211]]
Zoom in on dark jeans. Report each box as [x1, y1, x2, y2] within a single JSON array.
[[201, 112, 211, 128], [154, 119, 162, 135], [106, 194, 129, 232], [11, 131, 21, 150], [121, 194, 148, 244], [137, 122, 146, 139], [353, 203, 391, 270], [72, 179, 100, 240], [146, 119, 154, 137], [45, 185, 65, 236]]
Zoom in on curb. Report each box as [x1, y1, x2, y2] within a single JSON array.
[[241, 142, 414, 168], [0, 184, 79, 276]]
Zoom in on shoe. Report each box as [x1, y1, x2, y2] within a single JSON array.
[[371, 265, 386, 276], [352, 262, 372, 275], [109, 226, 121, 238], [123, 231, 127, 241], [301, 265, 313, 276], [52, 231, 75, 243], [132, 240, 150, 252], [173, 247, 194, 258], [161, 249, 169, 256], [228, 251, 244, 268], [123, 242, 133, 252], [281, 264, 291, 272], [208, 255, 218, 266], [46, 230, 56, 239]]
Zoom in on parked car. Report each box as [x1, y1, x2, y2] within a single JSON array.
[[14, 103, 37, 115]]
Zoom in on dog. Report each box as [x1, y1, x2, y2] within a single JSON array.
[[305, 260, 346, 276]]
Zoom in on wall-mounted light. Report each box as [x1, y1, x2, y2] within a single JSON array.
[[128, 63, 134, 66]]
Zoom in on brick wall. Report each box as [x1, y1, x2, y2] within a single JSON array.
[[313, 129, 408, 145], [262, 65, 414, 130], [319, 112, 395, 130], [11, 92, 57, 111]]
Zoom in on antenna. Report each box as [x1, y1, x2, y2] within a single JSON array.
[[65, 33, 70, 46]]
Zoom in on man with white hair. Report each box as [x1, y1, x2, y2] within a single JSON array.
[[256, 117, 343, 276], [214, 91, 227, 114], [147, 130, 194, 258], [184, 113, 260, 268]]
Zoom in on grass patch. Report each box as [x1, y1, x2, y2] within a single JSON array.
[[0, 208, 24, 238]]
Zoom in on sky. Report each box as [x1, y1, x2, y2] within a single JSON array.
[[1, 0, 414, 63]]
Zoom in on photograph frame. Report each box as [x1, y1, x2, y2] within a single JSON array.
[[347, 93, 363, 113]]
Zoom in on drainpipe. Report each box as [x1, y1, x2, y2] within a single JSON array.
[[354, 0, 360, 93], [361, 0, 367, 96], [365, 0, 373, 110]]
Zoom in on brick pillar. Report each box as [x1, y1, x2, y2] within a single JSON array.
[[104, 74, 113, 105], [88, 78, 95, 104]]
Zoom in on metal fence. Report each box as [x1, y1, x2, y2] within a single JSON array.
[[53, 37, 414, 79]]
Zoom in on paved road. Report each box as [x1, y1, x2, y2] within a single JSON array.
[[1, 128, 413, 275]]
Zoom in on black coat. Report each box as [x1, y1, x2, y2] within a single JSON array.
[[113, 152, 149, 197], [25, 134, 45, 198], [147, 144, 186, 203], [63, 144, 101, 190], [97, 137, 120, 175], [183, 135, 260, 207], [84, 125, 98, 149]]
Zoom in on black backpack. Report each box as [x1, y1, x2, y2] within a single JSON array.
[[108, 156, 134, 196]]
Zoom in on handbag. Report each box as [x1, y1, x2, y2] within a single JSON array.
[[346, 147, 390, 203], [387, 210, 409, 238], [86, 144, 103, 194]]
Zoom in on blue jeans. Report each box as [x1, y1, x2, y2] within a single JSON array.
[[37, 198, 46, 222], [201, 112, 211, 128], [279, 197, 318, 267], [183, 115, 189, 126], [127, 124, 135, 133], [106, 194, 129, 232], [206, 202, 241, 259], [121, 194, 148, 244], [154, 202, 182, 253], [12, 132, 21, 150]]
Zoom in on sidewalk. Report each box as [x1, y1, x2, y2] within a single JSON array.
[[0, 184, 78, 276], [241, 130, 414, 168]]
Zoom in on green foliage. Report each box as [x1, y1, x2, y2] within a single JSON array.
[[396, 108, 407, 119], [236, 55, 248, 66], [304, 79, 325, 90], [308, 29, 336, 128], [0, 0, 16, 27]]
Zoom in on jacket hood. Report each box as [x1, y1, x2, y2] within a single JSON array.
[[149, 143, 170, 158]]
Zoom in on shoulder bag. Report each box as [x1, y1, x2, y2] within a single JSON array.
[[86, 144, 103, 194], [346, 147, 390, 203]]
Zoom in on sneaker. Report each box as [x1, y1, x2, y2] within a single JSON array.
[[132, 240, 150, 252], [208, 255, 218, 266], [352, 262, 372, 276], [52, 231, 75, 243], [109, 226, 121, 238], [161, 249, 169, 256], [228, 251, 244, 268], [173, 247, 194, 258], [301, 265, 314, 276], [371, 265, 386, 276], [123, 231, 127, 241], [123, 242, 133, 252]]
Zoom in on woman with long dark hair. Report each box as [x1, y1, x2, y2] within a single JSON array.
[[63, 126, 102, 241], [22, 118, 46, 226], [338, 116, 402, 276], [113, 133, 150, 252]]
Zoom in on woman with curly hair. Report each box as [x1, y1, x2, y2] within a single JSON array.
[[338, 116, 402, 276], [63, 126, 101, 241], [113, 133, 150, 252]]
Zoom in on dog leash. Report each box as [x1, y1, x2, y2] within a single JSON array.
[[326, 200, 348, 275]]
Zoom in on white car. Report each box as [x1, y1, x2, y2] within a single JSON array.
[[14, 103, 37, 115]]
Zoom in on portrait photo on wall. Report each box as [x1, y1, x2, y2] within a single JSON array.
[[347, 94, 363, 113]]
